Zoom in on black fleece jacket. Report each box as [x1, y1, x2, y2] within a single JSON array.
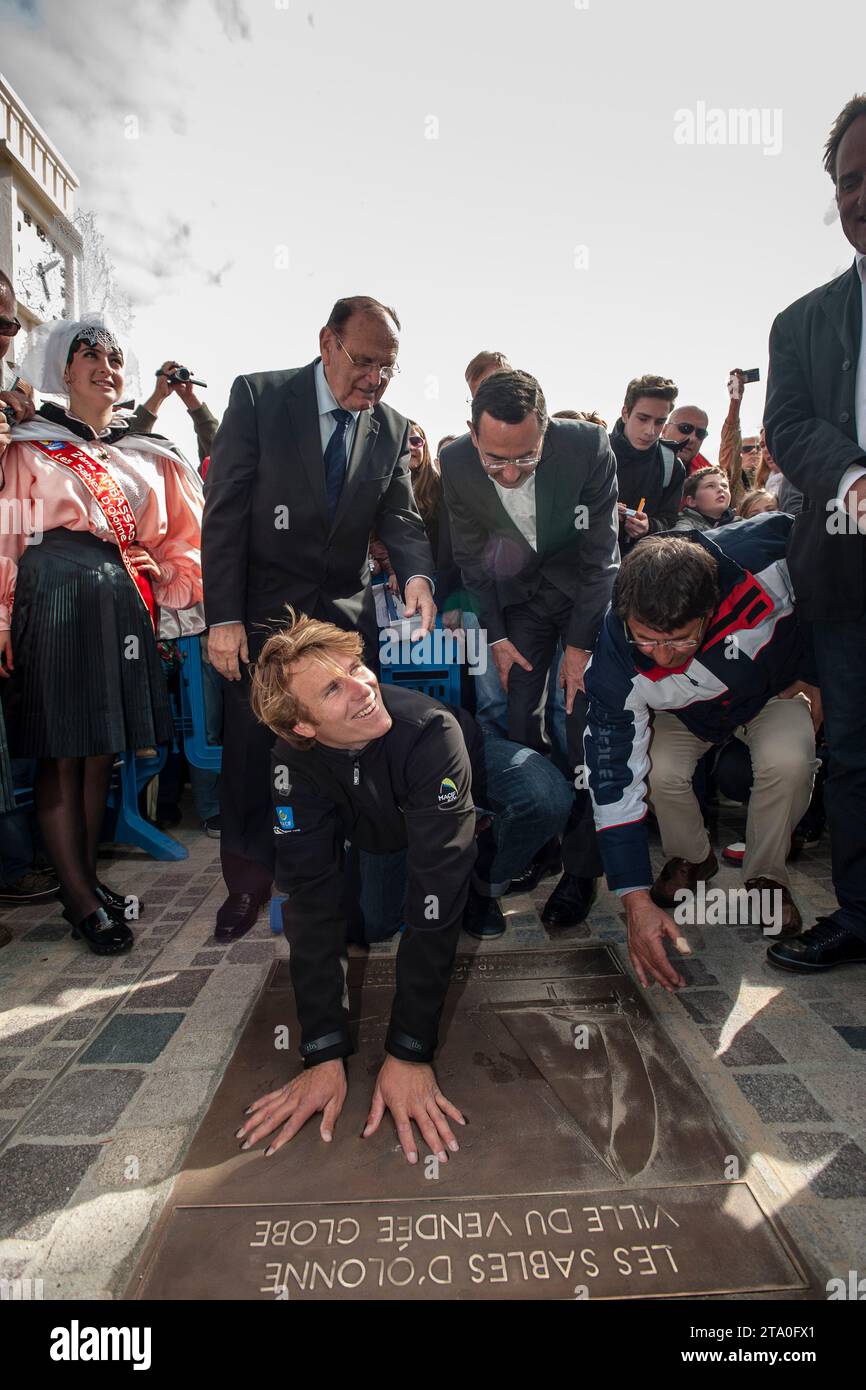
[[609, 418, 685, 551], [271, 685, 480, 1068]]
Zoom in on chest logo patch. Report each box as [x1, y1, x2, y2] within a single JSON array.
[[274, 805, 295, 834]]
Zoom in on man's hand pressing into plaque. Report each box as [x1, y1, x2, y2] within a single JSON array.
[[362, 1056, 466, 1164], [236, 1059, 347, 1155]]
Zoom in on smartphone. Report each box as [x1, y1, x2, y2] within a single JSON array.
[[742, 368, 760, 384]]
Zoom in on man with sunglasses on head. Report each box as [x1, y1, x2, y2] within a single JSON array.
[[609, 375, 685, 554], [202, 295, 436, 942], [583, 518, 821, 989], [440, 369, 619, 929]]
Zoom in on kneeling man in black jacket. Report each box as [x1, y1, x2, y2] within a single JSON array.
[[233, 610, 571, 1165]]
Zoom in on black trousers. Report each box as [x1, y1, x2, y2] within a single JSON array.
[[219, 618, 379, 899], [813, 617, 866, 943], [503, 578, 603, 880]]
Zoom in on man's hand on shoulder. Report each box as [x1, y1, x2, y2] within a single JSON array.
[[362, 1056, 466, 1164], [236, 1059, 347, 1155]]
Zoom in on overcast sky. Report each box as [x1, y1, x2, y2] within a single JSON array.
[[1, 0, 862, 461]]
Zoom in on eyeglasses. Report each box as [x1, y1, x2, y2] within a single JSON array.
[[741, 444, 760, 454], [0, 318, 22, 337], [675, 422, 709, 441], [624, 616, 707, 655], [479, 451, 541, 474], [334, 335, 400, 382]]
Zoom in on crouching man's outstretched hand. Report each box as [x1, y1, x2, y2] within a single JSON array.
[[363, 1055, 466, 1165], [237, 1058, 347, 1155]]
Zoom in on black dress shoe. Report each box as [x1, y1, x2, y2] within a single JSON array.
[[506, 839, 563, 895], [94, 881, 145, 919], [767, 917, 866, 972], [541, 873, 598, 928], [462, 887, 506, 940], [215, 892, 266, 942], [63, 907, 134, 955]]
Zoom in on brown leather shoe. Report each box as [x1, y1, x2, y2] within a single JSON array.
[[650, 851, 719, 909], [743, 878, 801, 938]]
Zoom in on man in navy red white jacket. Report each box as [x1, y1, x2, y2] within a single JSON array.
[[583, 514, 822, 989]]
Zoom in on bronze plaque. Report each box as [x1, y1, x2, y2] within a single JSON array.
[[134, 1185, 802, 1301], [129, 946, 815, 1301]]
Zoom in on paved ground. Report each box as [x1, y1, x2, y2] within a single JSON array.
[[0, 797, 864, 1300]]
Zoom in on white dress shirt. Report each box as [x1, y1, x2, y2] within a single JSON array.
[[315, 358, 360, 460], [491, 472, 538, 550]]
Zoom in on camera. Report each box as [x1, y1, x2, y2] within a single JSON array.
[[742, 368, 760, 384], [1, 404, 16, 425], [157, 366, 208, 388]]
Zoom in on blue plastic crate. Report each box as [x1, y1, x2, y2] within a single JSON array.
[[177, 635, 223, 772]]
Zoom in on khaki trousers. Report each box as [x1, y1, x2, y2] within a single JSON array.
[[648, 696, 819, 888]]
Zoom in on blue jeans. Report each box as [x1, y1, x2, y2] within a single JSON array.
[[461, 610, 568, 772], [358, 734, 573, 942], [813, 618, 866, 942]]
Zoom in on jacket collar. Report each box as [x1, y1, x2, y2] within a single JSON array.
[[819, 258, 863, 359]]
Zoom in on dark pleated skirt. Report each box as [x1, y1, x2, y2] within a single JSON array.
[[3, 528, 173, 759]]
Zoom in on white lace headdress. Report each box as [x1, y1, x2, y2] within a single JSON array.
[[20, 314, 141, 398]]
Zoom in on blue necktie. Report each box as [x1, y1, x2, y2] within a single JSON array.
[[324, 408, 352, 522]]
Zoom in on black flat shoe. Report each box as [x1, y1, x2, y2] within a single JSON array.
[[63, 907, 134, 955], [94, 881, 145, 919], [462, 887, 506, 940], [767, 917, 866, 972], [506, 839, 563, 895], [541, 873, 598, 928], [215, 892, 267, 943]]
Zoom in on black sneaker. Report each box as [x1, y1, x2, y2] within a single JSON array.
[[767, 917, 866, 972], [0, 868, 60, 905], [202, 817, 221, 839]]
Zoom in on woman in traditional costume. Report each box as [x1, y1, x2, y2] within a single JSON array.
[[0, 316, 204, 954]]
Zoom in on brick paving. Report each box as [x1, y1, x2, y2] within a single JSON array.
[[0, 796, 864, 1298]]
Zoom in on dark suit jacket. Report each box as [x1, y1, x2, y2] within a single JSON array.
[[201, 360, 434, 650], [439, 419, 620, 648], [765, 260, 865, 620]]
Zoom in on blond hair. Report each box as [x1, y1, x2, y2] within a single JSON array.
[[249, 609, 365, 749]]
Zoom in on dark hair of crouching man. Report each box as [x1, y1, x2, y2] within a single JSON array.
[[236, 608, 573, 1163]]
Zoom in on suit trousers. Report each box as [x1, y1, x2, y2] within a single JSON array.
[[812, 618, 866, 942], [648, 697, 818, 888], [503, 577, 603, 879]]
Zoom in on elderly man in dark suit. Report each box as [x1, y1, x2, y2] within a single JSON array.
[[764, 94, 866, 974], [202, 296, 435, 940], [440, 370, 619, 928]]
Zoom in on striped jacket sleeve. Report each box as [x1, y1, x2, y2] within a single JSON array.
[[583, 616, 654, 893]]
